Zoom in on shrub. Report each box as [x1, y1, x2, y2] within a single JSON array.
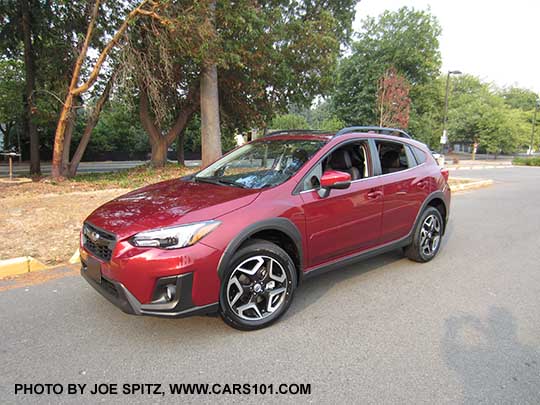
[[513, 157, 540, 166]]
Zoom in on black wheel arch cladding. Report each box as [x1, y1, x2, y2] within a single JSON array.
[[217, 217, 303, 280]]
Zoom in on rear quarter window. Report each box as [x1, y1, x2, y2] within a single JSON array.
[[411, 146, 427, 165]]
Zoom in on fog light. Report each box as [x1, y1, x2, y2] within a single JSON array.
[[165, 284, 176, 302], [151, 276, 180, 305]]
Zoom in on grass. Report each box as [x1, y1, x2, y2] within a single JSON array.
[[512, 156, 540, 166], [68, 163, 198, 189]]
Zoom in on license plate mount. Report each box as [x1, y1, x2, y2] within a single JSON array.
[[86, 256, 102, 284]]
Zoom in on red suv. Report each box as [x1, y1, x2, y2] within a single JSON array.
[[81, 127, 450, 330]]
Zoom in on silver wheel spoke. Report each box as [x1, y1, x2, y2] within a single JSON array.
[[266, 287, 286, 313], [420, 214, 441, 257], [236, 302, 263, 320], [236, 256, 265, 276], [226, 255, 289, 321], [227, 276, 244, 307], [268, 258, 286, 283]]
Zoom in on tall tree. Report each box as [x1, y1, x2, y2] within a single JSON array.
[[126, 0, 358, 167], [200, 0, 221, 166], [334, 7, 442, 127], [19, 0, 40, 174], [377, 67, 411, 128], [50, 0, 161, 178]]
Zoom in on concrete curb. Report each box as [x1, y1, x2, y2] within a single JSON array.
[[451, 179, 494, 192], [69, 249, 80, 265], [447, 165, 513, 171], [0, 256, 48, 279]]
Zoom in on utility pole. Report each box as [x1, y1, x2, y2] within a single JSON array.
[[441, 70, 462, 154], [529, 98, 539, 155]]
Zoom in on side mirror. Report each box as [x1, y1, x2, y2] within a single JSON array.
[[320, 170, 351, 192]]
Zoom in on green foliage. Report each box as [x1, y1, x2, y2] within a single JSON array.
[[0, 0, 139, 158], [318, 116, 346, 131], [333, 7, 442, 126], [446, 75, 533, 154], [513, 156, 540, 166], [271, 114, 309, 130], [81, 102, 149, 160], [499, 87, 538, 111], [0, 59, 24, 147]]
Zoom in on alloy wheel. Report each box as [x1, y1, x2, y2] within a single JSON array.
[[226, 255, 289, 321], [420, 214, 441, 257]]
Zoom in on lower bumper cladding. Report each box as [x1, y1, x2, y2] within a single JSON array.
[[81, 262, 218, 318]]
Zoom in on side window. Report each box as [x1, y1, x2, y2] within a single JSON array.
[[412, 146, 427, 165], [303, 162, 323, 191], [376, 140, 415, 174], [300, 141, 371, 192]]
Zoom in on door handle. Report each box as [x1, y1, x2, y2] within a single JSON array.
[[367, 190, 383, 200]]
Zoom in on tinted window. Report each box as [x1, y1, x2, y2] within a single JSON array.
[[196, 139, 326, 189], [300, 140, 371, 191], [376, 140, 415, 174], [412, 146, 427, 164]]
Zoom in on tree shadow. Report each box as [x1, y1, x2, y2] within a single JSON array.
[[442, 307, 540, 404], [286, 248, 405, 318]]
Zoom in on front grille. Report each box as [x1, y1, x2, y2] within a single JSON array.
[[82, 223, 116, 262]]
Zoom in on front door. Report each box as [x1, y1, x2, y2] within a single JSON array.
[[299, 141, 383, 268]]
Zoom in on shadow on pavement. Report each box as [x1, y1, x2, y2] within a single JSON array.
[[442, 307, 540, 404], [286, 249, 404, 318]]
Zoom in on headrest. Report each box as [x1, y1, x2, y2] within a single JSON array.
[[330, 149, 352, 170]]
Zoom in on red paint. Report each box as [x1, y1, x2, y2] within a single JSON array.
[[82, 132, 451, 309], [320, 170, 351, 188]]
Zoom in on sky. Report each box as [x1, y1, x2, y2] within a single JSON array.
[[353, 0, 540, 94]]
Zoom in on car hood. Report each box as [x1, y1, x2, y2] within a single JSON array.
[[85, 178, 260, 240]]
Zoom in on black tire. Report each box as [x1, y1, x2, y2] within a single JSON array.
[[404, 206, 444, 263], [219, 239, 297, 331]]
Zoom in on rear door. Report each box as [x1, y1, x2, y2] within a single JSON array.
[[299, 140, 383, 267], [374, 139, 429, 243]]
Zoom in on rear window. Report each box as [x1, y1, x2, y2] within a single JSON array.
[[411, 146, 427, 165], [375, 140, 416, 174]]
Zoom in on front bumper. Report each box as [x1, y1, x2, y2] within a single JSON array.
[[81, 264, 218, 318]]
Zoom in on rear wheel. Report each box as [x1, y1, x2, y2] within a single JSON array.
[[219, 240, 297, 330], [404, 206, 444, 263]]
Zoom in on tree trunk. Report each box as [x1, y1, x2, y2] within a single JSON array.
[[150, 138, 168, 167], [140, 85, 199, 168], [62, 108, 77, 175], [20, 0, 40, 174], [51, 0, 155, 179], [200, 0, 221, 167], [68, 72, 116, 177], [177, 130, 185, 165]]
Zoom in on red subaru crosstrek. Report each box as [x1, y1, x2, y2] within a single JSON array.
[[81, 127, 450, 330]]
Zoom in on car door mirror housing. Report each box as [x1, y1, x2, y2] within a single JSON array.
[[321, 170, 352, 190]]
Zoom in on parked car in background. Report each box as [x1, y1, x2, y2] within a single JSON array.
[[81, 127, 451, 330]]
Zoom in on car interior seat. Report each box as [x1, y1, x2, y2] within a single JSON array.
[[380, 150, 401, 174], [328, 149, 360, 180]]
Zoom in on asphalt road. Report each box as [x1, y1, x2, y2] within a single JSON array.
[[1, 167, 540, 404], [0, 160, 201, 178]]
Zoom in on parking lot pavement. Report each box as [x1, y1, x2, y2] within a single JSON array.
[[1, 167, 539, 403]]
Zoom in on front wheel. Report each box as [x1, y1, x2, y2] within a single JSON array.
[[404, 206, 444, 263], [219, 240, 297, 331]]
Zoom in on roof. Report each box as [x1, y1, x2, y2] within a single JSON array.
[[264, 126, 413, 140]]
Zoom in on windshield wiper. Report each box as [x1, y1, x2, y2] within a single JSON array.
[[193, 177, 221, 186], [215, 178, 248, 188], [194, 177, 247, 188]]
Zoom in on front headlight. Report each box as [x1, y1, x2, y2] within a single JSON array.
[[130, 220, 221, 249]]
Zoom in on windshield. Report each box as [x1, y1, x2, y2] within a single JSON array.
[[195, 139, 326, 189]]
